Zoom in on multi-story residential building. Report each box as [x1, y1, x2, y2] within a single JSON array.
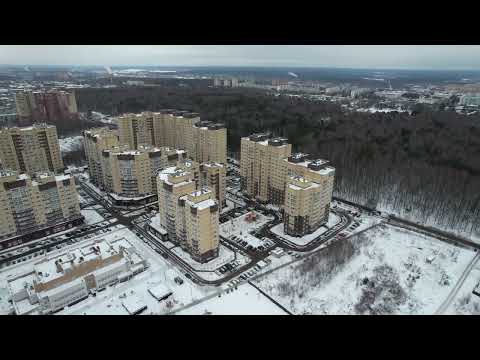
[[177, 188, 219, 263], [240, 133, 292, 204], [177, 159, 226, 207], [7, 237, 146, 315], [83, 127, 120, 188], [117, 112, 156, 149], [157, 167, 196, 243], [0, 124, 64, 175], [15, 90, 78, 127], [0, 171, 83, 250], [115, 110, 227, 165], [282, 153, 335, 237], [200, 162, 226, 207], [104, 146, 186, 206], [84, 127, 186, 206], [191, 121, 227, 164]]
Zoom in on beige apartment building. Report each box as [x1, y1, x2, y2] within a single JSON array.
[[177, 159, 226, 207], [157, 167, 196, 243], [191, 121, 227, 164], [83, 127, 120, 188], [117, 112, 156, 149], [0, 171, 82, 249], [83, 127, 186, 205], [283, 153, 335, 237], [100, 145, 186, 206], [115, 110, 227, 165], [177, 188, 219, 263], [240, 133, 292, 204], [156, 166, 220, 263], [0, 124, 64, 175]]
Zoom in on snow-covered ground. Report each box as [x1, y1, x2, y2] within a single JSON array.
[[220, 211, 273, 239], [81, 207, 105, 224], [254, 223, 476, 315], [270, 213, 341, 246], [445, 263, 480, 315], [59, 135, 83, 154], [171, 245, 235, 272], [177, 283, 287, 315]]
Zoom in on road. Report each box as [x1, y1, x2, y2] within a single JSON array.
[[435, 252, 480, 315]]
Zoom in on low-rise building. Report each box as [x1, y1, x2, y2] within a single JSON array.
[[7, 237, 146, 315]]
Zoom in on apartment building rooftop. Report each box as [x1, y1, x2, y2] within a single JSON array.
[[194, 120, 225, 130], [158, 166, 194, 187], [1, 122, 55, 132], [288, 175, 320, 191], [286, 153, 334, 175]]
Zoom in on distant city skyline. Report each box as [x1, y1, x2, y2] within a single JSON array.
[[1, 45, 480, 70]]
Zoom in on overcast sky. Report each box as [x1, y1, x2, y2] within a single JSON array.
[[1, 45, 480, 70]]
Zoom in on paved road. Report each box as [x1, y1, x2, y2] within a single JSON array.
[[435, 252, 480, 315]]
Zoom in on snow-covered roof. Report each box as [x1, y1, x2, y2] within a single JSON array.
[[149, 216, 168, 235], [148, 284, 172, 301], [122, 294, 147, 315]]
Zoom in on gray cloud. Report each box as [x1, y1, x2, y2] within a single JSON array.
[[1, 45, 480, 69]]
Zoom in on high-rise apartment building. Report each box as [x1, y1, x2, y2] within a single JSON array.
[[240, 133, 292, 204], [104, 146, 186, 206], [177, 159, 226, 207], [83, 127, 187, 206], [83, 127, 120, 188], [177, 188, 219, 263], [157, 167, 196, 243], [191, 121, 227, 164], [0, 124, 64, 175], [117, 112, 156, 150], [15, 90, 78, 127], [0, 171, 82, 249], [115, 110, 227, 165], [283, 153, 335, 237]]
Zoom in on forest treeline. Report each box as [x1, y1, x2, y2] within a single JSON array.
[[75, 86, 480, 238]]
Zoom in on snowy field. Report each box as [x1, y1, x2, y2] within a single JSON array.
[[270, 212, 341, 246], [177, 283, 288, 315], [253, 223, 476, 315], [59, 135, 83, 154], [446, 263, 480, 315]]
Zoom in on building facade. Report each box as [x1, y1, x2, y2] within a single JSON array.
[[177, 159, 226, 207], [104, 146, 186, 206], [177, 188, 219, 263], [83, 127, 120, 188], [115, 110, 227, 165], [15, 90, 78, 127], [157, 167, 196, 243], [0, 171, 82, 249], [240, 133, 292, 204], [0, 124, 64, 175], [282, 153, 335, 237]]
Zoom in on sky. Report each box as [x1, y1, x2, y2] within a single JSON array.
[[1, 45, 480, 70]]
